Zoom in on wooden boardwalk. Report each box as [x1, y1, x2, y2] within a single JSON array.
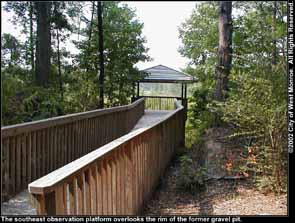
[[1, 110, 172, 216]]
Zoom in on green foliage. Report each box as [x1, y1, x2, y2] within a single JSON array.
[[74, 2, 150, 107], [179, 2, 220, 147], [216, 72, 287, 194], [1, 66, 63, 125], [179, 1, 288, 194], [186, 86, 216, 148], [179, 2, 219, 65], [177, 154, 207, 194], [2, 1, 149, 125], [2, 67, 27, 125], [23, 87, 63, 120], [3, 2, 36, 69], [1, 33, 23, 66], [63, 69, 99, 113]]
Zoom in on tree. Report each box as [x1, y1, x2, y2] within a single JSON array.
[[97, 1, 105, 108], [102, 2, 150, 106], [72, 2, 149, 108], [35, 2, 51, 87], [179, 1, 287, 193], [86, 1, 96, 73], [1, 33, 22, 67], [3, 2, 36, 71], [178, 2, 219, 145], [29, 2, 34, 72], [214, 1, 232, 101], [272, 1, 277, 65], [1, 1, 150, 124], [51, 2, 72, 104]]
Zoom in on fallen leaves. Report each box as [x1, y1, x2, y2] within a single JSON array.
[[143, 158, 287, 216]]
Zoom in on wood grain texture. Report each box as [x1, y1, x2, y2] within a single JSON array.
[[1, 98, 144, 200], [27, 98, 184, 215]]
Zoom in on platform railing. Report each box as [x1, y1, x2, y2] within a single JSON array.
[[140, 96, 181, 110], [1, 98, 145, 200], [28, 99, 184, 215]]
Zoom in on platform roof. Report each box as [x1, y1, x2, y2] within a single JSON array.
[[139, 64, 197, 83]]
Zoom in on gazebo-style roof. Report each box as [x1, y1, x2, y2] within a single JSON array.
[[133, 64, 197, 111], [140, 64, 197, 83], [133, 64, 196, 121]]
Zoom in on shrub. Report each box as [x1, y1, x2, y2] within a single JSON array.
[[215, 73, 287, 194], [177, 154, 207, 194], [186, 87, 216, 148]]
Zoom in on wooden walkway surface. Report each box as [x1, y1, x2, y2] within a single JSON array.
[[1, 110, 172, 216]]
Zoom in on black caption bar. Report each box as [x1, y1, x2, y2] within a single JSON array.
[[0, 216, 292, 223]]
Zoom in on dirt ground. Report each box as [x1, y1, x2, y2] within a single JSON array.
[[143, 158, 287, 216]]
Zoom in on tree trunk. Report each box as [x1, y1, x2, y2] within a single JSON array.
[[97, 1, 104, 108], [29, 2, 34, 73], [272, 1, 277, 65], [57, 28, 64, 102], [35, 2, 51, 87], [86, 1, 95, 73], [214, 1, 232, 101]]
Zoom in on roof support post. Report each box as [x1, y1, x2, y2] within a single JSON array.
[[131, 82, 136, 103], [181, 83, 188, 123], [137, 82, 140, 98], [181, 83, 184, 99]]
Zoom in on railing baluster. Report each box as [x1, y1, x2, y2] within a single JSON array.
[[27, 133, 32, 184], [90, 165, 97, 215], [10, 137, 16, 195], [68, 179, 77, 215], [76, 175, 84, 215], [121, 147, 126, 214], [84, 169, 91, 215], [3, 138, 9, 197], [42, 130, 46, 176], [106, 157, 113, 214], [101, 159, 108, 215], [27, 98, 184, 215], [16, 135, 22, 192], [111, 153, 117, 215], [96, 160, 103, 214], [55, 184, 67, 215]]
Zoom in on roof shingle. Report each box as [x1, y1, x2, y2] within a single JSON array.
[[140, 65, 197, 83]]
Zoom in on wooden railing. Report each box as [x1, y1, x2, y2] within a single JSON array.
[[143, 96, 181, 110], [1, 98, 145, 200], [28, 100, 184, 215]]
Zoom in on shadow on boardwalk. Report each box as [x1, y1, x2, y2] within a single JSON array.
[[1, 190, 36, 215]]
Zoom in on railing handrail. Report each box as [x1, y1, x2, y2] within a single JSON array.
[[174, 98, 182, 108], [140, 95, 182, 99], [2, 98, 145, 138], [28, 100, 183, 195]]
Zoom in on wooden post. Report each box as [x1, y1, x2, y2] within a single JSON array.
[[180, 83, 187, 148], [137, 82, 140, 98], [184, 84, 188, 120], [181, 83, 184, 99], [131, 82, 136, 103], [31, 191, 56, 215]]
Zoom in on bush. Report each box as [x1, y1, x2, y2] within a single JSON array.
[[186, 87, 216, 148], [176, 154, 207, 194], [1, 66, 64, 126], [216, 73, 287, 194]]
